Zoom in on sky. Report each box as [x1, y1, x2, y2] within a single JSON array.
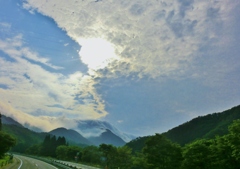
[[0, 0, 240, 137]]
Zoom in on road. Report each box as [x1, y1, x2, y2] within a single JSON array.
[[12, 155, 58, 169]]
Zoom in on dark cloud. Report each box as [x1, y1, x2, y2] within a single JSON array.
[[130, 3, 145, 16], [207, 7, 220, 18]]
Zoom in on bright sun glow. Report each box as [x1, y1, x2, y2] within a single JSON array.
[[78, 38, 118, 70]]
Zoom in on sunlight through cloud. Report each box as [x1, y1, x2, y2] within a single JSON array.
[[78, 38, 118, 70]]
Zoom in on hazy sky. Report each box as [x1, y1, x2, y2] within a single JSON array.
[[0, 0, 239, 136]]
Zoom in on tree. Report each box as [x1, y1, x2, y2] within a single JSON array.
[[39, 135, 67, 157], [213, 135, 236, 169], [0, 131, 16, 157], [56, 136, 67, 147], [0, 113, 2, 131], [56, 145, 82, 161], [26, 144, 41, 155], [181, 120, 240, 169], [81, 146, 101, 164], [132, 152, 148, 169], [99, 144, 116, 168], [114, 146, 133, 169], [40, 135, 51, 156], [99, 144, 133, 169], [223, 119, 240, 168], [181, 139, 215, 169], [143, 134, 182, 169]]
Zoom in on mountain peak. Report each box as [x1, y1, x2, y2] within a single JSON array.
[[88, 128, 126, 146], [75, 120, 136, 142], [49, 127, 92, 146], [1, 114, 23, 127]]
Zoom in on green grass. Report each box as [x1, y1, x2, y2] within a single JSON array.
[[0, 154, 12, 168]]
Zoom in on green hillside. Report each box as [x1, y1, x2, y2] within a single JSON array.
[[126, 105, 240, 152], [163, 105, 240, 145], [2, 124, 47, 153]]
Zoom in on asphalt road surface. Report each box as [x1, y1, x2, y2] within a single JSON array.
[[14, 155, 58, 169]]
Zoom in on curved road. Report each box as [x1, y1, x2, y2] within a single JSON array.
[[14, 155, 58, 169]]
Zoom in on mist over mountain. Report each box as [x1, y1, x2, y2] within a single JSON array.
[[75, 120, 136, 142], [1, 114, 133, 146], [2, 115, 23, 127]]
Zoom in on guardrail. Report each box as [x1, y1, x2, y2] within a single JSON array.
[[13, 154, 71, 169], [53, 160, 102, 169], [12, 154, 102, 169]]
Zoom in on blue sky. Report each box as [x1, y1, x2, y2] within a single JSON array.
[[0, 0, 240, 136]]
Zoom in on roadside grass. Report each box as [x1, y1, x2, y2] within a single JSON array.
[[0, 154, 13, 168]]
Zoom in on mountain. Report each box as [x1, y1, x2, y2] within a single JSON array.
[[75, 120, 136, 142], [2, 124, 47, 153], [49, 127, 92, 146], [163, 105, 240, 145], [1, 114, 128, 147], [88, 129, 126, 146], [2, 115, 23, 127], [49, 126, 126, 147], [126, 105, 240, 152]]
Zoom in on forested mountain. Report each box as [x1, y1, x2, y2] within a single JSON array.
[[126, 105, 240, 151], [2, 115, 23, 127], [3, 105, 240, 154], [49, 127, 92, 146], [163, 105, 240, 145], [2, 115, 126, 150], [88, 129, 126, 146], [2, 124, 47, 153]]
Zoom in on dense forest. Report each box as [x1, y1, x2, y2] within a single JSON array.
[[24, 119, 240, 169], [0, 113, 16, 162], [163, 105, 240, 145], [1, 105, 240, 169], [2, 124, 47, 153]]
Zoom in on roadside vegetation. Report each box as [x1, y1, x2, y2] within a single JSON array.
[[0, 113, 16, 168], [1, 110, 240, 168], [24, 119, 240, 169]]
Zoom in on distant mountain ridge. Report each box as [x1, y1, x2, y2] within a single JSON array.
[[2, 115, 23, 127], [49, 127, 92, 146], [88, 129, 126, 146], [75, 120, 135, 142], [1, 115, 127, 147], [163, 105, 240, 145]]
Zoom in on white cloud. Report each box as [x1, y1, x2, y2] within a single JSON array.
[[0, 32, 108, 131], [0, 22, 11, 29], [24, 0, 239, 81], [22, 2, 35, 14], [0, 101, 78, 131]]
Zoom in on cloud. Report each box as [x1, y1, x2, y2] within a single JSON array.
[[0, 27, 108, 131], [24, 0, 239, 82], [0, 101, 78, 131], [22, 2, 35, 14]]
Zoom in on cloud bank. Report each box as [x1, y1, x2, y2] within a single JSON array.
[[24, 0, 239, 79], [0, 26, 107, 130]]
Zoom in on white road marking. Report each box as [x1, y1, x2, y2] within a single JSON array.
[[15, 156, 23, 169]]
